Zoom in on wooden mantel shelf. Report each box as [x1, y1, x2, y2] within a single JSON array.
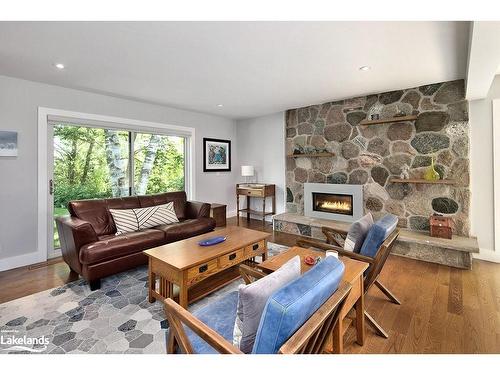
[[359, 115, 417, 126], [390, 178, 457, 185], [287, 152, 335, 158]]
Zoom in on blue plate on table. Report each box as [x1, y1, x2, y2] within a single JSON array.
[[198, 236, 227, 246]]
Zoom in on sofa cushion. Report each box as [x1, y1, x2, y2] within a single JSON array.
[[138, 191, 187, 220], [79, 229, 165, 265], [233, 256, 301, 353], [344, 213, 374, 253], [251, 256, 345, 354], [155, 218, 216, 242], [359, 214, 398, 258], [182, 291, 239, 354], [106, 196, 141, 209], [68, 196, 142, 236], [69, 199, 116, 236]]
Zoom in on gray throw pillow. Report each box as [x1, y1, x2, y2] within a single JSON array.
[[344, 213, 374, 253], [232, 255, 301, 353]]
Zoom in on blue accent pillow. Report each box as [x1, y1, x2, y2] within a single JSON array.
[[358, 214, 398, 258], [251, 256, 345, 354]]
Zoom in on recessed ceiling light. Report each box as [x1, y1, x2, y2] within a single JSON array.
[[54, 63, 65, 70], [216, 104, 223, 107], [359, 66, 370, 71]]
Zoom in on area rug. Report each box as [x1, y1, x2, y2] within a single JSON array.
[[0, 242, 289, 354]]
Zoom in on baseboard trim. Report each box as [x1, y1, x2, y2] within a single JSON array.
[[0, 251, 46, 272], [28, 257, 63, 270], [227, 210, 273, 223], [473, 248, 500, 263]]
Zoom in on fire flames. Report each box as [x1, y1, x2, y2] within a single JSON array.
[[318, 200, 351, 212]]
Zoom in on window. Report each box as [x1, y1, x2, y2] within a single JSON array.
[[51, 123, 187, 249]]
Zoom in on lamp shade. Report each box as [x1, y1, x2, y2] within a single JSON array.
[[241, 165, 254, 177]]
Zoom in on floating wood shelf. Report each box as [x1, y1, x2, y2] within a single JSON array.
[[389, 178, 457, 185], [359, 115, 417, 126], [288, 152, 335, 158]]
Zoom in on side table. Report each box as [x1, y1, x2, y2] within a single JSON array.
[[236, 183, 276, 226], [210, 203, 227, 227]]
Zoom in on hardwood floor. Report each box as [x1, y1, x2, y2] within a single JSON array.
[[0, 257, 78, 304], [1, 216, 499, 353]]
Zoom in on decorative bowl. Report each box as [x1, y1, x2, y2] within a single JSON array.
[[304, 255, 316, 266], [198, 236, 227, 246]]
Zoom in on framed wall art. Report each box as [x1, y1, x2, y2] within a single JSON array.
[[203, 138, 231, 172], [0, 131, 18, 157]]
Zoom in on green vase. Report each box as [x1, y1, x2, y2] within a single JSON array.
[[424, 156, 440, 181]]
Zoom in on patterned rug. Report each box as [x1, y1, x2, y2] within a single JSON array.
[[0, 242, 288, 354]]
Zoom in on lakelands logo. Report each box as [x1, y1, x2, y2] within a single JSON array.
[[0, 330, 50, 353]]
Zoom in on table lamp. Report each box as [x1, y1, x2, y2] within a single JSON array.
[[241, 165, 254, 184]]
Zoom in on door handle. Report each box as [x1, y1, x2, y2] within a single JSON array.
[[229, 253, 236, 261], [49, 179, 54, 195]]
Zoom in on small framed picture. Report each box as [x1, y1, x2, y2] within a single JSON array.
[[0, 131, 18, 157], [203, 138, 231, 172]]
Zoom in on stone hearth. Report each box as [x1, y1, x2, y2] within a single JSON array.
[[274, 213, 479, 269]]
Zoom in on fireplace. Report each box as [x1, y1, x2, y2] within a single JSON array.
[[312, 192, 353, 216], [304, 183, 363, 223]]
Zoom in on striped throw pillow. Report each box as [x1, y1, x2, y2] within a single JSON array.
[[109, 202, 179, 235], [109, 208, 139, 235], [134, 202, 179, 230]]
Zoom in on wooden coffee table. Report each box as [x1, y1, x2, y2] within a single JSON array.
[[144, 226, 270, 308], [257, 246, 369, 354]]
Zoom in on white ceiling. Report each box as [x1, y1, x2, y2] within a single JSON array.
[[0, 22, 469, 119]]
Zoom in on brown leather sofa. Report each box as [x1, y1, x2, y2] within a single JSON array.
[[56, 191, 216, 290]]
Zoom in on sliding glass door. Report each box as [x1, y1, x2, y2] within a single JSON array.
[[50, 123, 186, 253]]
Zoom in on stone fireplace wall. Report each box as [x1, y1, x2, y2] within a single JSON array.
[[285, 80, 470, 236]]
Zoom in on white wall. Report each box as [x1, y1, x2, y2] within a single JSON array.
[[0, 75, 238, 270], [469, 75, 500, 262], [236, 112, 286, 220]]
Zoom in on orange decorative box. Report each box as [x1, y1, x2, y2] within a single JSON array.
[[429, 215, 453, 239]]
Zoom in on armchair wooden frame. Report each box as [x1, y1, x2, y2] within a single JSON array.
[[296, 226, 400, 339], [163, 264, 352, 354]]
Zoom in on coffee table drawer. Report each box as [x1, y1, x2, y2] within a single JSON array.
[[244, 240, 266, 258], [187, 259, 218, 286], [219, 248, 244, 269]]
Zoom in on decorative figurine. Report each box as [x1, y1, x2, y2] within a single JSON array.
[[367, 102, 383, 120], [400, 163, 410, 180], [394, 104, 407, 117]]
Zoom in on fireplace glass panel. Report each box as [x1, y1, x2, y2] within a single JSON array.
[[312, 192, 353, 216]]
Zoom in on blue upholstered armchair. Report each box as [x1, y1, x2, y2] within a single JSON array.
[[297, 214, 400, 339], [163, 256, 351, 354]]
